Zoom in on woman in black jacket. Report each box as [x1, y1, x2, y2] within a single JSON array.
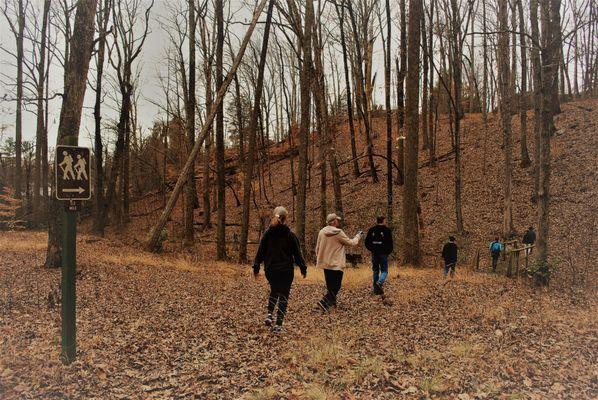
[[253, 206, 306, 332]]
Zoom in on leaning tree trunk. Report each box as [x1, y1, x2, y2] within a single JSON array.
[[145, 0, 269, 252], [402, 0, 423, 266], [45, 0, 98, 268]]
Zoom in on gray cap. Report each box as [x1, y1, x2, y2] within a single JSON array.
[[326, 213, 342, 224]]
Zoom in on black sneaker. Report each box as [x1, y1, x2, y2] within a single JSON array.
[[375, 282, 384, 296], [272, 325, 283, 334], [264, 314, 273, 327]]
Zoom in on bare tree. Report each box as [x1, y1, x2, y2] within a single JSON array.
[[45, 0, 98, 268], [239, 0, 275, 263], [102, 0, 153, 230], [215, 0, 226, 260], [498, 0, 514, 238], [32, 0, 51, 213], [518, 0, 532, 168], [145, 0, 269, 251], [334, 1, 360, 179], [92, 0, 112, 235], [184, 0, 198, 245], [1, 0, 26, 200], [382, 0, 392, 221], [402, 0, 423, 265], [535, 0, 561, 285]]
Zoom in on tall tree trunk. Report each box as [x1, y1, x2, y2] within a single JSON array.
[[402, 0, 423, 266], [45, 0, 98, 268], [535, 0, 560, 285], [428, 0, 436, 167], [201, 23, 213, 231], [347, 0, 377, 183], [334, 2, 359, 179], [215, 0, 226, 260], [421, 13, 429, 151], [482, 0, 489, 175], [15, 0, 24, 200], [315, 20, 343, 219], [184, 0, 197, 245], [451, 0, 464, 233], [498, 0, 514, 238], [384, 0, 393, 221], [238, 0, 274, 263], [518, 0, 532, 168], [395, 58, 405, 186], [33, 0, 51, 215], [92, 0, 111, 235], [295, 0, 314, 249], [531, 0, 542, 202], [233, 72, 245, 167]]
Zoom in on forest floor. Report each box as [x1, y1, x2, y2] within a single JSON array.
[[1, 231, 597, 399]]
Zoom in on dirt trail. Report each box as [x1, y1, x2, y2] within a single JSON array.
[[1, 232, 596, 399]]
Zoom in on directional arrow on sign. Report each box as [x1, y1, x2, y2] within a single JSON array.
[[63, 187, 85, 194]]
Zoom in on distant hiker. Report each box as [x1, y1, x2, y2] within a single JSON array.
[[365, 216, 393, 295], [522, 227, 536, 256], [315, 213, 362, 311], [253, 206, 306, 333], [489, 236, 503, 272], [441, 236, 458, 279]]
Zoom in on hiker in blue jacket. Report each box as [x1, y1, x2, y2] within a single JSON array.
[[489, 236, 503, 272], [365, 216, 393, 295]]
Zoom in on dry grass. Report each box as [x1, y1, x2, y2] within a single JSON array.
[[0, 231, 46, 251]]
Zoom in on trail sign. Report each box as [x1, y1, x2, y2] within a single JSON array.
[[56, 145, 91, 200]]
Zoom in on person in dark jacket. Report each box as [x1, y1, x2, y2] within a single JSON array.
[[365, 216, 393, 295], [253, 206, 306, 333], [522, 227, 536, 256], [442, 236, 458, 278]]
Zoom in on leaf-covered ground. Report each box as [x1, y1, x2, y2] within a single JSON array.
[[1, 232, 596, 399]]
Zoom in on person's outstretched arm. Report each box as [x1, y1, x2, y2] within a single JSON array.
[[337, 230, 361, 247]]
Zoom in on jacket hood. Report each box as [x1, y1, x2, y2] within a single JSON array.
[[322, 225, 342, 237]]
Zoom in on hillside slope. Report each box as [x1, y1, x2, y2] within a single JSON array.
[[115, 99, 596, 285]]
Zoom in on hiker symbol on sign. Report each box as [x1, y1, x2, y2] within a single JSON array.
[[55, 145, 91, 201]]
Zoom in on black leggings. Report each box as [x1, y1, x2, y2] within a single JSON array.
[[265, 269, 294, 325]]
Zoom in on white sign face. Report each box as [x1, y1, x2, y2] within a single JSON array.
[[55, 145, 91, 201]]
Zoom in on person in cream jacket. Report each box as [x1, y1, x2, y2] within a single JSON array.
[[316, 213, 362, 311]]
